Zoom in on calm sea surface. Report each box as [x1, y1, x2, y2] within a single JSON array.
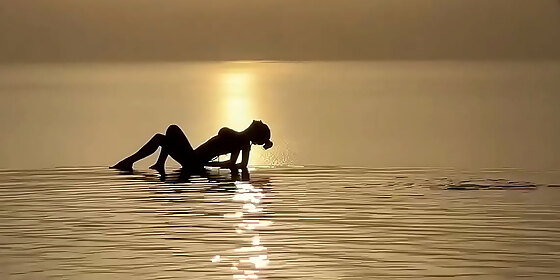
[[1, 61, 559, 169], [0, 61, 559, 279], [1, 166, 559, 279]]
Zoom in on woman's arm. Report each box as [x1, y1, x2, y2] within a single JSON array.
[[206, 150, 240, 169], [237, 146, 250, 168], [206, 147, 250, 170]]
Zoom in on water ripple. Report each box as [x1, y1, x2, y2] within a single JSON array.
[[0, 166, 559, 279]]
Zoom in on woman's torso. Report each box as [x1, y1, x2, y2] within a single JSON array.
[[194, 127, 250, 162]]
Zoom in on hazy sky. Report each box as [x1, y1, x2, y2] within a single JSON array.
[[1, 0, 559, 62]]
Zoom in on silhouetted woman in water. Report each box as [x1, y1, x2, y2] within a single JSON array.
[[111, 121, 273, 175]]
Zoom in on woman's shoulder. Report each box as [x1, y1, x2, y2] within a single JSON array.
[[218, 127, 249, 146]]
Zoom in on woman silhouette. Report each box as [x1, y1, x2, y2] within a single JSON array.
[[111, 120, 273, 175]]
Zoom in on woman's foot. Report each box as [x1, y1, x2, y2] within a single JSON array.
[[149, 164, 166, 176], [110, 159, 133, 171]]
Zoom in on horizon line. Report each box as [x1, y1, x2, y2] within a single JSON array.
[[2, 58, 559, 67]]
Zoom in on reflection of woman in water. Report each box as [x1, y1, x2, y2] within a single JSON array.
[[111, 120, 273, 175]]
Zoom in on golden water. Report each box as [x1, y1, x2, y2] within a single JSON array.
[[1, 61, 559, 170], [1, 166, 559, 279]]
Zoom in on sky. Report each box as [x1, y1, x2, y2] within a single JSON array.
[[1, 0, 559, 62]]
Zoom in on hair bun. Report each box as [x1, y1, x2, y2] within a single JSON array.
[[263, 140, 273, 150]]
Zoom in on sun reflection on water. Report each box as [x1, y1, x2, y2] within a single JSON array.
[[221, 71, 254, 131], [214, 180, 271, 279], [220, 69, 269, 166]]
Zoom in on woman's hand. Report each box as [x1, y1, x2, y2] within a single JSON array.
[[206, 160, 231, 168]]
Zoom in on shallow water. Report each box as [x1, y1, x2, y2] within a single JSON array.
[[1, 166, 559, 279], [1, 61, 559, 170]]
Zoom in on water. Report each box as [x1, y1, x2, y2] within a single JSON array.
[[1, 61, 559, 278], [1, 166, 559, 279], [1, 61, 559, 169]]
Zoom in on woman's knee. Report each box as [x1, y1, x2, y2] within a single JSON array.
[[166, 124, 182, 136], [153, 133, 166, 144], [164, 124, 192, 151]]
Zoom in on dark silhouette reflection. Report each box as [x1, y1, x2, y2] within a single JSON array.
[[113, 165, 250, 184], [168, 166, 251, 183], [117, 167, 270, 196], [114, 166, 272, 220], [111, 121, 272, 178]]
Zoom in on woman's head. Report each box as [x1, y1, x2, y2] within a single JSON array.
[[248, 120, 273, 149]]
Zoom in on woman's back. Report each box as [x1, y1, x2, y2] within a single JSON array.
[[194, 127, 250, 162]]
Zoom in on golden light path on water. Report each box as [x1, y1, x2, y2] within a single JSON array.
[[212, 181, 271, 279], [216, 68, 271, 278], [221, 71, 253, 130], [219, 67, 266, 166]]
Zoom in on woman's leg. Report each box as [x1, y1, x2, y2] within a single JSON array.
[[111, 133, 166, 171], [150, 125, 195, 171], [111, 125, 194, 171]]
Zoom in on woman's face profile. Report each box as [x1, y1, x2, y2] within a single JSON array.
[[249, 120, 271, 148]]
